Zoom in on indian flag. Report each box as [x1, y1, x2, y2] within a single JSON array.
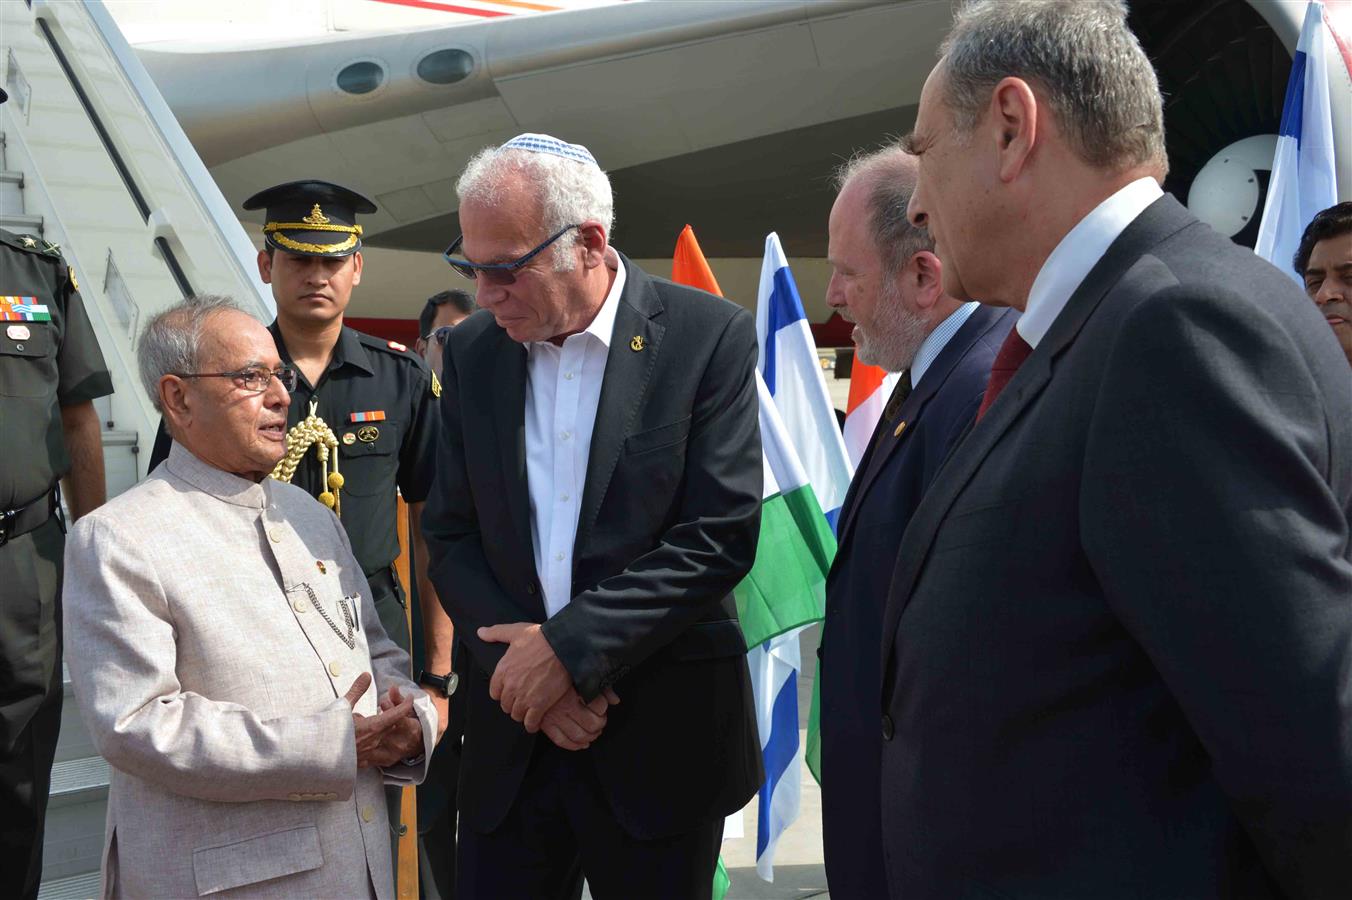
[[842, 357, 902, 469]]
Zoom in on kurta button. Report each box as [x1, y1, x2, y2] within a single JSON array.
[[361, 805, 374, 823], [294, 598, 308, 613], [881, 714, 894, 741], [328, 661, 341, 677], [268, 527, 283, 543]]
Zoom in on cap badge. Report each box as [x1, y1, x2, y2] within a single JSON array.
[[303, 204, 331, 226], [357, 425, 380, 443]]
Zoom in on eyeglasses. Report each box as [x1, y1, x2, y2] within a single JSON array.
[[171, 365, 299, 394], [443, 224, 580, 285], [422, 325, 455, 346]]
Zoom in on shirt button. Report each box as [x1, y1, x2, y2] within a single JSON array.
[[293, 598, 308, 613], [559, 493, 569, 502], [328, 661, 342, 678], [361, 806, 375, 823], [554, 553, 564, 562], [268, 527, 283, 543], [560, 430, 571, 441], [881, 714, 894, 741], [564, 372, 574, 380]]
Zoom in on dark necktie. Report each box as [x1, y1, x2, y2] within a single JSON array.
[[975, 328, 1033, 423], [867, 370, 913, 458]]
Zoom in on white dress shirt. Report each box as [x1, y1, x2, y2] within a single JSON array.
[[1018, 177, 1163, 348], [525, 256, 626, 618], [911, 301, 979, 387]]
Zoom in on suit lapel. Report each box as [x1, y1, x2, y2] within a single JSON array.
[[487, 331, 539, 603], [879, 196, 1195, 647], [575, 256, 666, 555], [836, 306, 1007, 548]]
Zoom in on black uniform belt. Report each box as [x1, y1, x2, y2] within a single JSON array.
[[0, 489, 58, 547]]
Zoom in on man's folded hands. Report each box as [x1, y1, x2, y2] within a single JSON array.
[[343, 673, 425, 769]]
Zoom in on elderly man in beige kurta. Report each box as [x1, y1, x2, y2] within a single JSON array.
[[63, 297, 436, 898]]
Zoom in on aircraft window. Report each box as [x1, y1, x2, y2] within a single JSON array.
[[337, 61, 385, 95], [417, 49, 474, 85]]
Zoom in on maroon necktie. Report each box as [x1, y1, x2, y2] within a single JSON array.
[[975, 328, 1033, 423]]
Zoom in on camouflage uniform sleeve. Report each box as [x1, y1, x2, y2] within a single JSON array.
[[396, 359, 439, 503], [57, 264, 113, 405]]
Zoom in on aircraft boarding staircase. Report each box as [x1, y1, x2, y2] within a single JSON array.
[[1, 1, 274, 893]]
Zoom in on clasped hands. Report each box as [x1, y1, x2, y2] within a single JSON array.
[[479, 622, 619, 751], [342, 672, 425, 769]]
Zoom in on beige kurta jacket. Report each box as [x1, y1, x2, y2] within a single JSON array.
[[63, 444, 436, 899]]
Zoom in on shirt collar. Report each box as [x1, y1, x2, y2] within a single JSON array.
[[1018, 177, 1163, 348], [268, 321, 375, 376], [164, 441, 269, 509], [911, 301, 979, 387]]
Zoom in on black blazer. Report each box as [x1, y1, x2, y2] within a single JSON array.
[[879, 195, 1352, 898], [820, 304, 1015, 899], [423, 255, 764, 840]]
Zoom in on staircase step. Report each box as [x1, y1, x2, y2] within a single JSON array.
[[0, 211, 42, 233], [38, 870, 101, 900], [48, 756, 109, 810]]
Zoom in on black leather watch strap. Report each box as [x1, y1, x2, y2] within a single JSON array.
[[418, 669, 458, 697]]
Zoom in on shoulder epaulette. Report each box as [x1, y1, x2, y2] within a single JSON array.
[[0, 229, 65, 260], [355, 330, 423, 363]]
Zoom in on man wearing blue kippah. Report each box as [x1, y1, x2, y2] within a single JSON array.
[[423, 134, 764, 899]]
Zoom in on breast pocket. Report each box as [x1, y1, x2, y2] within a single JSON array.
[[0, 324, 56, 399], [624, 416, 691, 456], [338, 422, 400, 496]]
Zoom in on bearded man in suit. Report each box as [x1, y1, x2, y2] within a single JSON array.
[[882, 1, 1352, 896], [423, 134, 763, 900], [63, 297, 435, 899], [819, 142, 1015, 899]]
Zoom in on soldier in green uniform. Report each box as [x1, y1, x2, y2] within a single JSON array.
[[146, 183, 454, 874], [0, 86, 114, 895]]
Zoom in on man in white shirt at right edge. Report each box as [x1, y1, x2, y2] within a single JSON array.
[[879, 1, 1352, 897]]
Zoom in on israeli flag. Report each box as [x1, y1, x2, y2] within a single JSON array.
[[747, 234, 852, 882], [1255, 0, 1337, 283], [754, 233, 854, 527]]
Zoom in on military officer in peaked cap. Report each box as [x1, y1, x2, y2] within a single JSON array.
[[147, 181, 455, 754], [1, 79, 114, 898]]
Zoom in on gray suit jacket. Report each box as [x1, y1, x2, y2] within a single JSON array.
[[64, 444, 435, 899], [879, 195, 1352, 898]]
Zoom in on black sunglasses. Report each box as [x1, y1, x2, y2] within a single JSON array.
[[443, 224, 580, 285], [422, 324, 456, 346], [171, 365, 299, 394]]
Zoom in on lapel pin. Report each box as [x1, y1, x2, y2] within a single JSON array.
[[894, 420, 907, 437], [630, 335, 645, 352]]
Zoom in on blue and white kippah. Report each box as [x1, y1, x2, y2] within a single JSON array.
[[500, 133, 599, 167]]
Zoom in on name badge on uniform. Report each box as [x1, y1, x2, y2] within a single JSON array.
[[0, 296, 51, 322]]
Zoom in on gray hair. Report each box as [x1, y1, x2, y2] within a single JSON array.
[[834, 142, 934, 277], [455, 143, 615, 271], [940, 0, 1167, 174], [137, 295, 245, 412]]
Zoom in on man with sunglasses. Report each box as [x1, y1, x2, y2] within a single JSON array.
[[416, 289, 476, 379], [64, 296, 435, 898], [146, 182, 454, 874], [423, 134, 763, 899]]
